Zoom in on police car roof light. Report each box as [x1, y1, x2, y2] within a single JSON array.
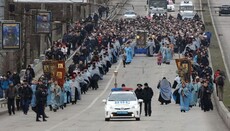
[[111, 87, 133, 91]]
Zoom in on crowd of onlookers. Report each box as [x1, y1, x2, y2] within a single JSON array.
[[44, 5, 109, 61], [0, 7, 129, 121], [0, 7, 227, 123]]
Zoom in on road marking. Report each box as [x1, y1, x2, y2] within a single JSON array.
[[46, 60, 122, 131]]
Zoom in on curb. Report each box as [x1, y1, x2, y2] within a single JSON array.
[[200, 0, 230, 129], [0, 110, 8, 116]]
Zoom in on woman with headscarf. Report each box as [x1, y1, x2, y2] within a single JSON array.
[[192, 76, 201, 106], [157, 77, 172, 105], [124, 42, 133, 64], [178, 81, 190, 112]]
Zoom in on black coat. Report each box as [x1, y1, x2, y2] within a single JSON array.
[[68, 64, 76, 75], [135, 88, 143, 99], [25, 68, 35, 78], [21, 86, 33, 100], [35, 89, 47, 115], [142, 87, 154, 102], [73, 55, 80, 64], [35, 89, 47, 105], [12, 73, 20, 86]]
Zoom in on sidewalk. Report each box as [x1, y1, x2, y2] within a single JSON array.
[[0, 0, 126, 116]]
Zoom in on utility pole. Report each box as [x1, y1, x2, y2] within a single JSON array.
[[0, 0, 5, 74], [0, 0, 4, 20], [73, 3, 81, 21], [24, 4, 31, 67], [7, 2, 16, 72], [62, 4, 67, 36], [40, 3, 46, 57]]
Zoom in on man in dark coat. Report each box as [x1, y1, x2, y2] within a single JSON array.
[[5, 83, 17, 115], [12, 72, 20, 86], [21, 81, 33, 115], [35, 85, 47, 122], [25, 65, 35, 85], [73, 53, 80, 64], [135, 84, 143, 114], [216, 73, 225, 101], [142, 83, 154, 116], [25, 65, 35, 78], [93, 13, 99, 24]]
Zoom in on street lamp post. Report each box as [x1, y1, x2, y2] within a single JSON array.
[[114, 71, 118, 87]]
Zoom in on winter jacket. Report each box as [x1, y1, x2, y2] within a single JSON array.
[[142, 87, 154, 102]]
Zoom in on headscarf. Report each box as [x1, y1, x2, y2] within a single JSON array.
[[159, 78, 172, 100]]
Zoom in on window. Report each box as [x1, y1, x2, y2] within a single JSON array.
[[108, 93, 137, 101], [125, 11, 136, 15], [221, 7, 230, 10], [179, 6, 194, 11]]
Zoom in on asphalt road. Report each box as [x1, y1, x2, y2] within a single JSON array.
[[209, 0, 230, 79], [0, 0, 229, 131]]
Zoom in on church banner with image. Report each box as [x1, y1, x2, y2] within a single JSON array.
[[2, 22, 21, 49], [35, 11, 52, 33]]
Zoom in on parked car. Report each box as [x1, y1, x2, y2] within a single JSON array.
[[167, 0, 175, 12], [219, 5, 230, 16], [123, 10, 137, 19]]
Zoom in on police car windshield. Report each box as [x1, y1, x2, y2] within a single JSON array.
[[180, 6, 194, 11], [108, 93, 136, 101]]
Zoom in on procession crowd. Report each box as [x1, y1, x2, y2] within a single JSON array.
[[136, 13, 226, 114], [0, 11, 227, 122]]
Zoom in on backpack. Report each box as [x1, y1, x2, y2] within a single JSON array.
[[217, 76, 224, 86]]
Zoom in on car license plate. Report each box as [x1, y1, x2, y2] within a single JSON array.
[[117, 111, 128, 114]]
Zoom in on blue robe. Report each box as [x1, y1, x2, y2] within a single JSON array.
[[31, 84, 37, 108], [165, 47, 172, 63], [158, 79, 172, 102], [46, 84, 52, 106], [125, 47, 132, 63], [64, 81, 71, 103], [193, 55, 198, 64], [146, 41, 154, 56], [178, 86, 190, 111], [160, 47, 167, 62], [193, 82, 201, 105], [60, 89, 65, 106]]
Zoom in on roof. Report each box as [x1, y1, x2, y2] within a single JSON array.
[[221, 5, 230, 7], [125, 10, 135, 12], [13, 0, 87, 3]]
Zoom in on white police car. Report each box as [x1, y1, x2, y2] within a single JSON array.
[[102, 89, 143, 121]]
